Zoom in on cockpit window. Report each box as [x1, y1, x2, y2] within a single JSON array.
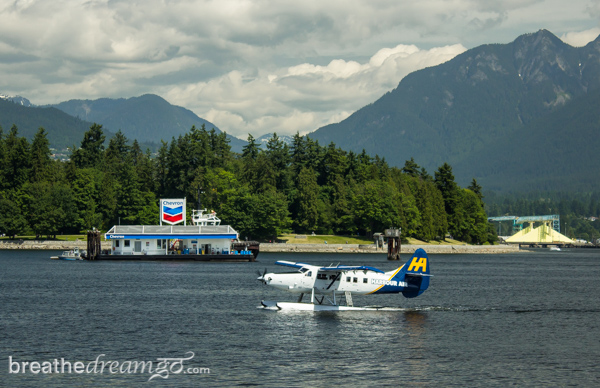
[[300, 268, 308, 273], [306, 271, 312, 277]]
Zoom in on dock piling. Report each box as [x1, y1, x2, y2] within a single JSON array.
[[86, 230, 102, 260], [385, 228, 401, 260]]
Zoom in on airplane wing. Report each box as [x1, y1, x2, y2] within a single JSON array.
[[318, 265, 385, 274], [275, 260, 313, 269], [275, 261, 386, 274]]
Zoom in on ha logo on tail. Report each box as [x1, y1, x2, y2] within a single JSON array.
[[257, 248, 432, 311]]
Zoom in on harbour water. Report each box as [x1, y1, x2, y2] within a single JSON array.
[[1, 249, 599, 386]]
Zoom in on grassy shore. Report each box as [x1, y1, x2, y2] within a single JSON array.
[[2, 233, 473, 246], [276, 234, 471, 245], [0, 234, 97, 242]]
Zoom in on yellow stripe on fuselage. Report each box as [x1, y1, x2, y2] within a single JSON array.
[[367, 266, 403, 294]]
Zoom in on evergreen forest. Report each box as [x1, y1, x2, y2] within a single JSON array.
[[1, 123, 497, 243]]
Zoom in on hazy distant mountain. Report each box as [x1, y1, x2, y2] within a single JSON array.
[[0, 98, 102, 150], [309, 29, 600, 192], [453, 88, 600, 192], [255, 133, 294, 146], [0, 94, 33, 107], [50, 94, 246, 152]]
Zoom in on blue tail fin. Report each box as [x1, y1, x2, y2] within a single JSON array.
[[399, 248, 431, 298]]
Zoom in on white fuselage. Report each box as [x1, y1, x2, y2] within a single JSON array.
[[264, 265, 407, 296]]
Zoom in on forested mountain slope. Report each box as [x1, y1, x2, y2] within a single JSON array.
[[310, 29, 600, 191]]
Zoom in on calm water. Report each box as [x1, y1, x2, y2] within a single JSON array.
[[1, 249, 599, 386]]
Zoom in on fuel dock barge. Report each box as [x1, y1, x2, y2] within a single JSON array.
[[87, 205, 259, 261]]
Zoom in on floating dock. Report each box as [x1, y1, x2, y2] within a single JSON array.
[[86, 205, 259, 261]]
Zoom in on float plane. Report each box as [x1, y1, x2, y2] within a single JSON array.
[[257, 248, 431, 311]]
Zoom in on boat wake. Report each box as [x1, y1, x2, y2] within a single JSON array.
[[257, 304, 600, 313]]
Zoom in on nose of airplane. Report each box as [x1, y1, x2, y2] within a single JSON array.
[[256, 269, 269, 284]]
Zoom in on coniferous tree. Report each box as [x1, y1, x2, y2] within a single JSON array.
[[461, 189, 489, 244], [435, 162, 461, 239], [0, 125, 5, 190], [241, 134, 261, 188], [0, 198, 28, 238], [72, 124, 105, 169], [242, 134, 260, 160], [415, 178, 435, 241], [29, 128, 53, 183], [265, 133, 291, 192], [402, 157, 421, 177], [71, 169, 100, 231], [209, 128, 231, 168], [154, 141, 170, 198], [0, 118, 502, 241], [290, 132, 307, 178], [98, 172, 118, 229], [320, 142, 346, 187], [4, 125, 31, 189], [115, 154, 144, 224], [104, 130, 131, 168], [294, 167, 320, 233], [252, 153, 277, 193], [468, 178, 484, 202], [331, 175, 355, 234]]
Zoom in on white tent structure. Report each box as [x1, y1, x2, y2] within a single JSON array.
[[505, 222, 574, 245]]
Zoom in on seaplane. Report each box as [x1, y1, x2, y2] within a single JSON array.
[[257, 248, 432, 311]]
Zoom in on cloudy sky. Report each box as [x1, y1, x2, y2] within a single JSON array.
[[1, 0, 599, 140]]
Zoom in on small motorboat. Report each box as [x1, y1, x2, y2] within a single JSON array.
[[57, 248, 83, 260]]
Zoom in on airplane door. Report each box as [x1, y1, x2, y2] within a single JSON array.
[[301, 270, 314, 289]]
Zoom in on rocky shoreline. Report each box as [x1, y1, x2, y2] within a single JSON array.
[[0, 240, 520, 254], [260, 243, 520, 254], [0, 240, 107, 251]]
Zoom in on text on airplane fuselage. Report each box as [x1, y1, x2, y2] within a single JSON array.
[[371, 279, 398, 286]]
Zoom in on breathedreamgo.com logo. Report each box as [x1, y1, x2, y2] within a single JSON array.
[[8, 352, 208, 381]]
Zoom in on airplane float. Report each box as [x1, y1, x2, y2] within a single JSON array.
[[257, 248, 431, 311]]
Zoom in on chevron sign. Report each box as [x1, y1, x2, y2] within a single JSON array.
[[160, 199, 186, 225]]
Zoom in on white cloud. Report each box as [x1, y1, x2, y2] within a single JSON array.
[[560, 28, 600, 46], [0, 0, 598, 139], [165, 42, 467, 138]]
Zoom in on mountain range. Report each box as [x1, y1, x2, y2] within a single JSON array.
[[309, 29, 600, 192], [0, 94, 32, 107], [0, 97, 97, 150], [2, 29, 599, 192], [0, 94, 246, 152], [49, 94, 246, 152], [256, 133, 294, 146]]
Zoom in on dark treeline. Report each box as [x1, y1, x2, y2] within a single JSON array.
[[0, 123, 494, 243]]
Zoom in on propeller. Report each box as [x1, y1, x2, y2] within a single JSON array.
[[256, 268, 268, 284]]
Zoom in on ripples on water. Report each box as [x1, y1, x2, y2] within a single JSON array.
[[1, 249, 599, 386]]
